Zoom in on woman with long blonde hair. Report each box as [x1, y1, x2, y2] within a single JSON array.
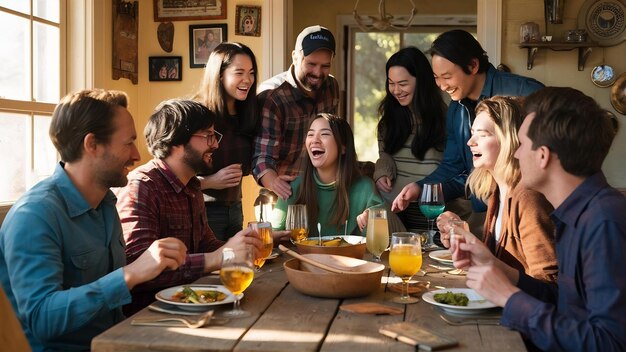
[[438, 96, 557, 281]]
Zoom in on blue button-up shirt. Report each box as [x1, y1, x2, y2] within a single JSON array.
[[419, 64, 544, 210], [502, 172, 626, 351], [0, 162, 131, 351]]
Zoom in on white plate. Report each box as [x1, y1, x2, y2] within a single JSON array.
[[155, 285, 237, 311], [429, 250, 453, 264], [422, 288, 498, 315], [266, 251, 279, 260]]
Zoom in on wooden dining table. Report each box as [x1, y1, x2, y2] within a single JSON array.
[[92, 246, 526, 351]]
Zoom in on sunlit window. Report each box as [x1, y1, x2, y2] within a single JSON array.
[[349, 26, 476, 162], [0, 0, 62, 204]]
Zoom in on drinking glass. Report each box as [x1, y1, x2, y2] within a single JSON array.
[[448, 220, 470, 263], [248, 221, 274, 270], [366, 206, 389, 262], [220, 247, 254, 318], [389, 232, 422, 304], [286, 204, 308, 243], [419, 183, 445, 249]]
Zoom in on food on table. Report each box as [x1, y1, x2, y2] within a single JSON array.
[[171, 286, 227, 303], [433, 291, 469, 306], [299, 237, 351, 247]]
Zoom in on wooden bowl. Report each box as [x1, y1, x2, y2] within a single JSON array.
[[283, 253, 385, 298], [294, 235, 366, 259]]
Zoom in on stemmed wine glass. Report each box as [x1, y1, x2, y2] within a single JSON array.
[[248, 221, 274, 271], [286, 204, 308, 243], [419, 183, 445, 250], [219, 247, 254, 318], [389, 232, 422, 304], [365, 206, 389, 262]]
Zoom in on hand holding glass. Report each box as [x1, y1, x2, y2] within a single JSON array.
[[365, 207, 389, 262], [449, 220, 470, 266], [220, 247, 254, 318], [419, 183, 445, 249], [389, 232, 422, 304], [286, 204, 309, 243]]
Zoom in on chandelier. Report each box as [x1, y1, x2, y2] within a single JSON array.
[[353, 0, 417, 31]]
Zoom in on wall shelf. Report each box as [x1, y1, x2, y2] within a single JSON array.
[[519, 42, 598, 71]]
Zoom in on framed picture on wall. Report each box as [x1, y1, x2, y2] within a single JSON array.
[[153, 0, 226, 21], [189, 24, 227, 68], [235, 5, 261, 37], [149, 56, 182, 81]]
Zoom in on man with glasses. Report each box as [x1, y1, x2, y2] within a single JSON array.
[[116, 99, 262, 315]]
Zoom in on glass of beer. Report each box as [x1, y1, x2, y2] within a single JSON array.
[[286, 204, 308, 243], [220, 247, 254, 318], [389, 232, 422, 304], [248, 221, 274, 270], [366, 206, 389, 262]]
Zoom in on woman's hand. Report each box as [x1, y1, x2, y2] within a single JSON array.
[[436, 211, 462, 248], [356, 209, 369, 231], [375, 176, 393, 194]]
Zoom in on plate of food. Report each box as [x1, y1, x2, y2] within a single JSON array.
[[155, 285, 237, 311], [422, 288, 498, 315], [429, 250, 453, 265]]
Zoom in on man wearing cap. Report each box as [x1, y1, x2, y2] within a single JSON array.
[[253, 25, 340, 200]]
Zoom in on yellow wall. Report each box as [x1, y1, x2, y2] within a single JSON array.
[[93, 0, 262, 225], [500, 0, 626, 187]]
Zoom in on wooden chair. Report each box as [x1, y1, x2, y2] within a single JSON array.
[[0, 286, 31, 351]]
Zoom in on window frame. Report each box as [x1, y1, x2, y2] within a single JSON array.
[[0, 1, 67, 220]]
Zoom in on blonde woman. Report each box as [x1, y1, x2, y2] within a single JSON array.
[[438, 96, 557, 282]]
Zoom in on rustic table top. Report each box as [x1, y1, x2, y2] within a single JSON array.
[[92, 247, 526, 352]]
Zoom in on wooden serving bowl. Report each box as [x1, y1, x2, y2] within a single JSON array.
[[283, 253, 385, 298], [294, 235, 366, 259]]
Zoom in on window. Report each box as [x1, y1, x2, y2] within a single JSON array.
[[0, 1, 63, 204], [347, 25, 476, 162]]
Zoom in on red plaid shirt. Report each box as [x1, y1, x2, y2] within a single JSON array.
[[116, 159, 224, 310], [252, 65, 339, 182]]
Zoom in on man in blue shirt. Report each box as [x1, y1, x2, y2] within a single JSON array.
[[0, 89, 188, 351], [451, 87, 626, 351], [392, 30, 544, 223]]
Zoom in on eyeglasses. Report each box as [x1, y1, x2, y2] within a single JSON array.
[[192, 130, 223, 145]]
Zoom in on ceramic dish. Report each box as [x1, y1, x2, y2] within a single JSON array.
[[611, 72, 626, 115], [578, 0, 626, 46], [591, 64, 616, 87], [422, 288, 498, 315], [155, 285, 237, 311], [429, 250, 453, 265]]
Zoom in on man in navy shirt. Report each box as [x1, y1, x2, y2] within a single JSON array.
[[451, 87, 626, 351]]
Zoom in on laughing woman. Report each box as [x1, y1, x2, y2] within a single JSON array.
[[271, 113, 384, 237], [194, 42, 258, 241], [437, 96, 558, 282]]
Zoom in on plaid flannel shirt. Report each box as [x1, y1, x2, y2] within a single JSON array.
[[116, 159, 224, 310], [252, 65, 339, 182]]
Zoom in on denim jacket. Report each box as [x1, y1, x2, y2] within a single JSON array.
[[418, 64, 544, 211]]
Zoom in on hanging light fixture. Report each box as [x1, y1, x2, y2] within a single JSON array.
[[254, 188, 277, 223], [353, 0, 417, 31]]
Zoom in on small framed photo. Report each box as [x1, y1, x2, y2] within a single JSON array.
[[149, 56, 182, 81], [189, 24, 227, 68], [153, 0, 226, 22], [235, 5, 261, 37]]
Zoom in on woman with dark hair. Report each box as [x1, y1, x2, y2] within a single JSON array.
[[271, 113, 383, 236], [194, 42, 258, 240], [374, 46, 464, 231]]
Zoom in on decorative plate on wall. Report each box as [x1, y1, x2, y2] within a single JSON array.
[[578, 0, 626, 46]]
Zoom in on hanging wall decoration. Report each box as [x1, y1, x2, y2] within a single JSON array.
[[112, 0, 139, 84], [157, 22, 174, 52]]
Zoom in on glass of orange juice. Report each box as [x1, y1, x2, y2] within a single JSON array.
[[389, 232, 422, 304], [248, 221, 274, 270], [286, 204, 308, 243]]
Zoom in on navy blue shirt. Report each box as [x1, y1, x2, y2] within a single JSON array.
[[502, 172, 626, 351], [419, 64, 544, 211]]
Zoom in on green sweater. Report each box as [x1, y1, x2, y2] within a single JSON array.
[[271, 173, 384, 236]]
